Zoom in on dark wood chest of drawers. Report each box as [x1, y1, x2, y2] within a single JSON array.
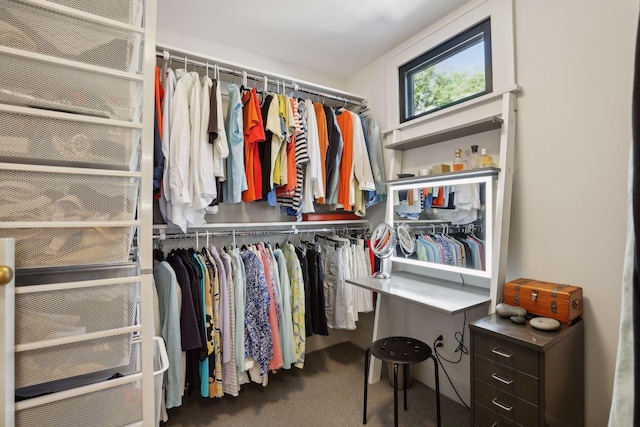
[[470, 314, 584, 426]]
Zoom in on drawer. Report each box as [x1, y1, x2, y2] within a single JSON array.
[[0, 109, 141, 170], [15, 278, 139, 345], [0, 226, 135, 269], [16, 333, 133, 388], [0, 167, 139, 223], [0, 51, 142, 121], [46, 0, 143, 26], [474, 331, 539, 377], [1, 0, 142, 72], [474, 354, 539, 404], [474, 378, 539, 426], [473, 402, 519, 427], [16, 338, 168, 427]]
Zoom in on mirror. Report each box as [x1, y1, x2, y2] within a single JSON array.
[[397, 223, 415, 258], [387, 172, 496, 279], [370, 222, 396, 279]]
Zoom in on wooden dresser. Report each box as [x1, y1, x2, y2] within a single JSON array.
[[470, 314, 584, 426]]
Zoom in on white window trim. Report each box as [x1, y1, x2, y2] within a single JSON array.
[[385, 0, 516, 131]]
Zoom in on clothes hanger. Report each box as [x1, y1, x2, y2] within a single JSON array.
[[241, 71, 248, 91]]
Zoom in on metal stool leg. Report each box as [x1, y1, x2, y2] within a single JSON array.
[[393, 363, 399, 427], [363, 348, 370, 425], [431, 355, 441, 427], [403, 363, 408, 411]]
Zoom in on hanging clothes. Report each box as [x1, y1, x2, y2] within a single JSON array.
[[362, 114, 386, 207], [313, 102, 329, 204], [282, 242, 306, 368], [240, 249, 273, 377], [152, 261, 183, 409], [241, 87, 266, 202], [223, 83, 247, 203], [323, 106, 344, 205]]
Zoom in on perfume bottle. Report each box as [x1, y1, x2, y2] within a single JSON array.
[[453, 149, 464, 171], [479, 148, 492, 168], [467, 145, 479, 169]]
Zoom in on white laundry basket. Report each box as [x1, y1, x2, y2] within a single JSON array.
[[15, 337, 169, 427]]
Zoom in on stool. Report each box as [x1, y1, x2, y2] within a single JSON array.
[[363, 336, 441, 427]]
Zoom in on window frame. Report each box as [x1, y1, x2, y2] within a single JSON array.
[[399, 18, 493, 123]]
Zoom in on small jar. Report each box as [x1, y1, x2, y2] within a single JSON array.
[[479, 148, 492, 168], [453, 149, 464, 171]]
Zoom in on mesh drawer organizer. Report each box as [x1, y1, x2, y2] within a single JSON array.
[[1, 0, 157, 425], [14, 276, 140, 388], [0, 105, 141, 170], [15, 337, 168, 427], [0, 162, 140, 269]]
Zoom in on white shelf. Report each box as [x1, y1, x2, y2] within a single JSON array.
[[347, 271, 490, 315], [385, 167, 500, 185], [385, 116, 502, 151]]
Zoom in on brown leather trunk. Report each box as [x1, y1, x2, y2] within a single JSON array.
[[503, 278, 582, 325]]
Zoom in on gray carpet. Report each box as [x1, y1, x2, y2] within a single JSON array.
[[163, 341, 469, 426]]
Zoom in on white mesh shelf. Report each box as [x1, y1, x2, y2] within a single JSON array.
[[0, 166, 140, 223], [0, 106, 141, 170], [15, 337, 167, 427], [0, 225, 136, 269], [0, 48, 143, 121], [0, 0, 143, 73], [45, 0, 144, 26], [15, 330, 135, 388], [15, 277, 139, 345]]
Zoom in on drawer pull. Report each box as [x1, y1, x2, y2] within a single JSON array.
[[491, 348, 513, 358], [492, 398, 513, 412], [491, 373, 514, 385]]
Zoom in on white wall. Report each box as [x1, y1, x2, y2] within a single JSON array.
[[347, 1, 638, 426]]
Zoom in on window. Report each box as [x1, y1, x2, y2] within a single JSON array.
[[399, 19, 492, 122]]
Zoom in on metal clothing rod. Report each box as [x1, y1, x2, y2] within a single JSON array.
[[411, 223, 482, 233], [153, 225, 369, 241], [155, 47, 367, 108]]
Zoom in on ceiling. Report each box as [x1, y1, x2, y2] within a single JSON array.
[[156, 0, 469, 79]]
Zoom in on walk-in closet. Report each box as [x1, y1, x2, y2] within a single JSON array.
[[0, 0, 635, 426]]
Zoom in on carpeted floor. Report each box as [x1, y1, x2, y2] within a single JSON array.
[[163, 341, 469, 426]]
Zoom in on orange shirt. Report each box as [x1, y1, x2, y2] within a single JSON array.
[[242, 88, 266, 202], [313, 103, 329, 204], [154, 66, 164, 139], [336, 110, 353, 211]]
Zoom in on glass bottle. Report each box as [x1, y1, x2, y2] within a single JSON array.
[[453, 149, 464, 171], [479, 148, 492, 168], [467, 145, 479, 169]]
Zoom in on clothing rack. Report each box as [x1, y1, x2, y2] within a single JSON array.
[[153, 225, 369, 241], [401, 222, 482, 234], [155, 44, 368, 109]]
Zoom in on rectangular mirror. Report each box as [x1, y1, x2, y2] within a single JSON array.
[[386, 170, 497, 279]]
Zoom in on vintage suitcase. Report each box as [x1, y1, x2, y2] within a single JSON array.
[[503, 278, 583, 325]]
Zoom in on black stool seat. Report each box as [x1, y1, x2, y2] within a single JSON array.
[[363, 336, 441, 427], [370, 337, 432, 365]]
